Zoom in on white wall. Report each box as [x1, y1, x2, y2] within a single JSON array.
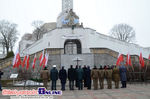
[[87, 29, 150, 58], [21, 27, 150, 58]]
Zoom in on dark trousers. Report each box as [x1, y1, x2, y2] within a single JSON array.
[[61, 83, 66, 91], [0, 80, 2, 91], [75, 80, 79, 87], [84, 78, 87, 87], [78, 80, 83, 90], [51, 80, 57, 90], [69, 80, 74, 90], [87, 83, 91, 90], [121, 81, 126, 88]]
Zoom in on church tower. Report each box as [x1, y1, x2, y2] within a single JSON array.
[[57, 0, 80, 28]]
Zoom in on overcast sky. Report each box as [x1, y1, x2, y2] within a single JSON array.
[[0, 0, 150, 48]]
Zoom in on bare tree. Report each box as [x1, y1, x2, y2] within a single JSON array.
[[32, 20, 46, 40], [0, 20, 19, 55], [109, 23, 136, 43]]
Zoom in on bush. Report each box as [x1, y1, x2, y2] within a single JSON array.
[[6, 51, 14, 58]]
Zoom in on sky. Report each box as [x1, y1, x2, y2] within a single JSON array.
[[0, 0, 150, 49]]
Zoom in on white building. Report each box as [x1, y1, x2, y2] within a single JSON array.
[[19, 0, 150, 68]]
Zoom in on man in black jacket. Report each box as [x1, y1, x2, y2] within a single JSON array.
[[68, 65, 75, 90], [82, 65, 87, 87], [0, 69, 4, 91], [84, 66, 91, 89], [59, 66, 67, 91], [75, 65, 79, 88]]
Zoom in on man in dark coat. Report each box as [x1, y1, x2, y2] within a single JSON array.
[[50, 65, 58, 90], [76, 66, 84, 90], [68, 65, 75, 90], [59, 66, 67, 91], [75, 65, 79, 88], [119, 63, 127, 88], [82, 65, 87, 87], [84, 66, 91, 89], [0, 69, 3, 91]]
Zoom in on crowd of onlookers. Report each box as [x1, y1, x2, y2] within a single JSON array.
[[40, 62, 127, 91]]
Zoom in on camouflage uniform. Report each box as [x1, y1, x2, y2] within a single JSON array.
[[91, 68, 99, 90], [40, 69, 50, 89], [105, 69, 112, 89], [98, 69, 105, 89], [112, 67, 120, 88]]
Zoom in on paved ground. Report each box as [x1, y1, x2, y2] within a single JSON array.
[[0, 82, 150, 99]]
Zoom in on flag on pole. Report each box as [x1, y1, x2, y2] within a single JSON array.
[[43, 53, 49, 69], [32, 54, 36, 69], [22, 55, 27, 68], [149, 54, 150, 60], [12, 50, 18, 68], [39, 50, 44, 66], [116, 53, 124, 66], [17, 53, 21, 68], [45, 53, 49, 67], [16, 53, 22, 68], [26, 55, 30, 70], [12, 49, 21, 68], [139, 53, 144, 68], [126, 54, 132, 66]]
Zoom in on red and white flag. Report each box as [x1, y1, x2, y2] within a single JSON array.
[[12, 49, 21, 68], [116, 53, 124, 66], [32, 54, 36, 69], [148, 54, 150, 60], [39, 50, 44, 66], [26, 55, 30, 70], [139, 53, 144, 68], [126, 53, 132, 66], [43, 53, 49, 69], [22, 55, 27, 68], [12, 50, 18, 68]]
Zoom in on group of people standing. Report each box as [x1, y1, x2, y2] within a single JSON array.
[[40, 63, 127, 91]]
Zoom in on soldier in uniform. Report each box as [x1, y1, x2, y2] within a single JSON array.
[[112, 65, 120, 89], [40, 67, 49, 89], [50, 65, 58, 90], [91, 66, 99, 90], [105, 66, 112, 89], [98, 66, 105, 89]]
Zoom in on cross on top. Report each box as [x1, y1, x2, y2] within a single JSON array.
[[62, 0, 73, 12]]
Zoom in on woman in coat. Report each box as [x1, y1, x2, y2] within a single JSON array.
[[119, 64, 127, 88]]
